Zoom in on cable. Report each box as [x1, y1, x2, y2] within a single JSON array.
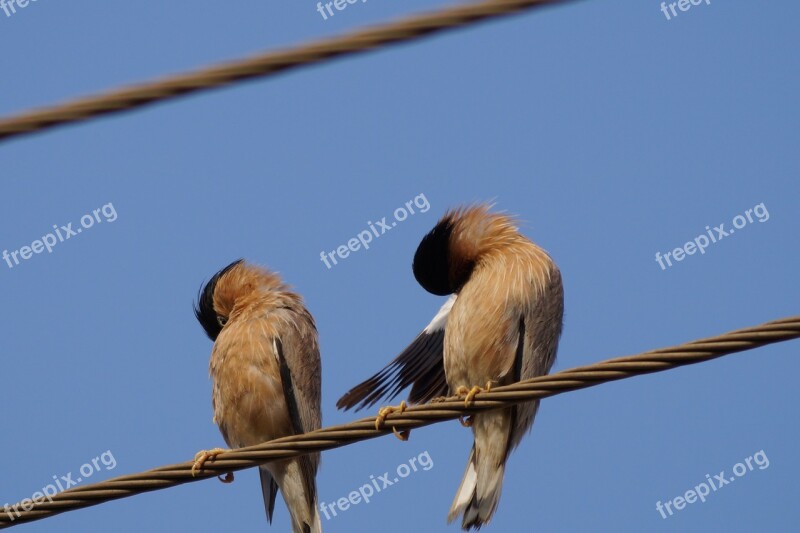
[[1, 315, 797, 528], [0, 0, 578, 143]]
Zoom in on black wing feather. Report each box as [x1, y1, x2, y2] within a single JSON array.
[[275, 338, 318, 511], [258, 468, 279, 523], [337, 328, 447, 411]]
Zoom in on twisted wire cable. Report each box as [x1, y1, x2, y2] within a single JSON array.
[[1, 315, 797, 528], [0, 0, 578, 143]]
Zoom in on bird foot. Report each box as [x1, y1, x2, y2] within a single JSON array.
[[192, 448, 234, 482], [456, 381, 493, 407], [430, 396, 449, 403], [375, 401, 410, 441]]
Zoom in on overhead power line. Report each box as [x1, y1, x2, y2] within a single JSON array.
[[0, 0, 578, 143], [1, 315, 797, 529]]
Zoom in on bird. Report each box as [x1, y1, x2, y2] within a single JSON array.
[[193, 259, 322, 533], [337, 204, 563, 530]]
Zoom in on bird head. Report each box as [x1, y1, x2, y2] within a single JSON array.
[[194, 259, 287, 341], [412, 204, 519, 296]]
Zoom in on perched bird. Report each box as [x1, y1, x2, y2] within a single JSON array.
[[338, 205, 563, 530], [194, 259, 322, 533]]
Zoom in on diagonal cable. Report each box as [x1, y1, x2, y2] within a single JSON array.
[[0, 0, 580, 143], [1, 315, 797, 528]]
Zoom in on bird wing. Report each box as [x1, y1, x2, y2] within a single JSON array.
[[506, 266, 564, 456], [337, 295, 456, 411], [270, 306, 322, 508], [271, 306, 321, 428]]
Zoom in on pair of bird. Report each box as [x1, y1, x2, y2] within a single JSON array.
[[193, 204, 564, 532]]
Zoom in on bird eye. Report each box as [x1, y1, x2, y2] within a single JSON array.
[[217, 316, 228, 327]]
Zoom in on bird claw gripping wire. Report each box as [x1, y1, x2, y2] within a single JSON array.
[[375, 401, 410, 440], [455, 381, 494, 426], [456, 381, 493, 407], [191, 448, 235, 483]]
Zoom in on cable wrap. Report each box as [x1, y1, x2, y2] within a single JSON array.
[[1, 315, 797, 528], [0, 0, 575, 142]]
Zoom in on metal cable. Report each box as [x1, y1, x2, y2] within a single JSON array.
[[0, 0, 578, 143], [1, 315, 797, 528]]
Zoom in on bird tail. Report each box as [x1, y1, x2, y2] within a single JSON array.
[[269, 456, 321, 533], [448, 412, 510, 530], [259, 466, 279, 523]]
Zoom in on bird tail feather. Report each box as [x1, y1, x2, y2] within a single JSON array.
[[267, 457, 321, 533], [449, 412, 509, 530]]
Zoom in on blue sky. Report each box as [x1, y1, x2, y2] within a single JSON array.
[[1, 0, 798, 531]]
